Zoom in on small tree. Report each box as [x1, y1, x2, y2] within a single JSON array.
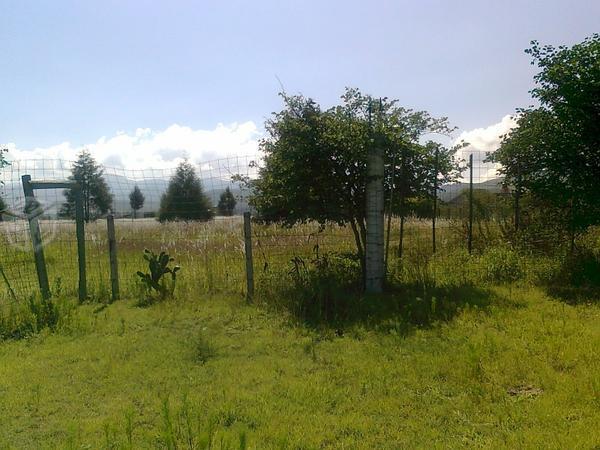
[[158, 161, 214, 222], [217, 187, 237, 216], [250, 88, 460, 274], [61, 150, 113, 222], [129, 185, 145, 219], [489, 34, 600, 247]]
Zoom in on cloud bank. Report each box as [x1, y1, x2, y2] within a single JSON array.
[[3, 115, 517, 183], [453, 114, 517, 181], [3, 121, 261, 170]]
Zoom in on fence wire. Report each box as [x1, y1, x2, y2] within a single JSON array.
[[0, 151, 519, 302]]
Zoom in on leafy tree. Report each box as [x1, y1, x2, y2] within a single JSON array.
[[249, 88, 462, 272], [489, 34, 600, 247], [129, 185, 145, 219], [60, 150, 113, 222], [217, 187, 237, 216], [158, 160, 214, 222]]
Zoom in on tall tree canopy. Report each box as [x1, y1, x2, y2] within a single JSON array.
[[250, 88, 462, 265], [129, 185, 145, 218], [61, 150, 113, 222], [158, 160, 214, 222], [490, 34, 600, 239], [217, 187, 237, 216]]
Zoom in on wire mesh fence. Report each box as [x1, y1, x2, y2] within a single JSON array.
[[0, 150, 520, 302]]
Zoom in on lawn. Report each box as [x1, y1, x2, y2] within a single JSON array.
[[0, 286, 598, 448]]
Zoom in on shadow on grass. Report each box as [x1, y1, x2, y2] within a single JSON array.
[[273, 280, 501, 337], [545, 285, 600, 305]]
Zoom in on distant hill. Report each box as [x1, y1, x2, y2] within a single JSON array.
[[438, 177, 506, 202], [0, 173, 251, 218]]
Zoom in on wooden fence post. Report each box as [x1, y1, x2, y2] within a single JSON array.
[[21, 175, 51, 299], [74, 187, 87, 301], [107, 214, 120, 301], [243, 212, 254, 303]]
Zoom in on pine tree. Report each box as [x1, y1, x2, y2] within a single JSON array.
[[158, 161, 214, 222], [129, 185, 145, 219], [60, 150, 113, 222], [217, 187, 237, 216]]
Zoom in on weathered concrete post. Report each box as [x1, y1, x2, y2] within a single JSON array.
[[365, 108, 385, 293]]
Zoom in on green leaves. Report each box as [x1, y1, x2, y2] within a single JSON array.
[[60, 149, 113, 222], [137, 249, 181, 302], [158, 161, 214, 222], [491, 34, 600, 239]]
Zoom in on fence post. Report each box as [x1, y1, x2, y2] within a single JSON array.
[[74, 186, 87, 301], [243, 212, 254, 302], [107, 214, 120, 301], [468, 153, 474, 255], [432, 147, 439, 254], [21, 175, 51, 299], [365, 101, 385, 293], [514, 164, 521, 233]]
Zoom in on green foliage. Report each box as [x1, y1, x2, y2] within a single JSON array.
[[250, 88, 463, 270], [490, 34, 600, 239], [553, 248, 600, 289], [217, 187, 237, 216], [0, 295, 71, 340], [136, 249, 180, 304], [480, 246, 524, 284], [128, 185, 145, 218], [193, 331, 216, 364], [159, 160, 214, 222], [61, 149, 113, 222]]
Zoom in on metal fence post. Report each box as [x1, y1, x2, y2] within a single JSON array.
[[74, 186, 87, 301], [107, 214, 120, 301], [468, 153, 474, 255], [243, 212, 254, 302], [432, 147, 439, 254], [515, 164, 521, 233], [21, 175, 51, 299]]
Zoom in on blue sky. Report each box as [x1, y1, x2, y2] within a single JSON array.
[[1, 0, 598, 168]]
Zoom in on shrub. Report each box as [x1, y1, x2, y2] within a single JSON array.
[[260, 251, 362, 323], [136, 249, 180, 305], [480, 246, 524, 284]]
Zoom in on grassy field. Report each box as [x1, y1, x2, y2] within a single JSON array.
[[0, 286, 598, 448], [0, 219, 599, 448]]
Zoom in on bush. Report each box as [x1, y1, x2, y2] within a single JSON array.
[[259, 252, 362, 323], [480, 246, 524, 284], [554, 249, 600, 288], [0, 295, 68, 340]]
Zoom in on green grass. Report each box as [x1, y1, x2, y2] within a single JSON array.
[[0, 286, 598, 448]]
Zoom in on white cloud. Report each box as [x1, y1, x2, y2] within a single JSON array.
[[3, 121, 261, 170], [453, 114, 517, 181]]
